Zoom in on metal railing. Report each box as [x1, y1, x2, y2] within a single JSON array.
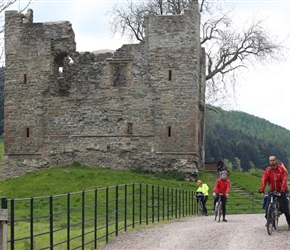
[[0, 184, 265, 250]]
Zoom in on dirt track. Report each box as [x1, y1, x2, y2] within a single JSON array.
[[98, 214, 290, 250]]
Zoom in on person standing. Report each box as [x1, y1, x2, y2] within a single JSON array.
[[217, 158, 224, 175], [196, 180, 209, 216], [259, 155, 290, 230], [213, 170, 230, 222]]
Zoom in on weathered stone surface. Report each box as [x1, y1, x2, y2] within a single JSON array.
[[3, 1, 205, 180]]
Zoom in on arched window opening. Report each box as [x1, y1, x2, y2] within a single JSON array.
[[58, 66, 63, 77]]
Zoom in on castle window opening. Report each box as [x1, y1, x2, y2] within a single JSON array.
[[113, 65, 127, 87], [168, 70, 172, 81], [168, 126, 172, 137], [23, 74, 27, 84], [26, 128, 30, 138], [127, 123, 133, 135], [58, 67, 63, 77], [54, 53, 67, 78]]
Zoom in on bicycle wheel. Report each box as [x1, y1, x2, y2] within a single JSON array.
[[214, 203, 218, 220], [218, 202, 222, 222], [266, 204, 274, 235], [198, 200, 204, 215]]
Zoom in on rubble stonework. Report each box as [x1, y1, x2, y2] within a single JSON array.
[[3, 1, 205, 180]]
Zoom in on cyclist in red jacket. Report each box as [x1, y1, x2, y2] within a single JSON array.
[[259, 155, 290, 230], [213, 170, 231, 222]]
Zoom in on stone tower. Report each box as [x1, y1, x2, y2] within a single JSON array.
[[3, 1, 205, 180]]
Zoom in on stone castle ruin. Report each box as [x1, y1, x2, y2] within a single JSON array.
[[3, 0, 206, 179]]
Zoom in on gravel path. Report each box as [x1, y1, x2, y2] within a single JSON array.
[[98, 214, 290, 250]]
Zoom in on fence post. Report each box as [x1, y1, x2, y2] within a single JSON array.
[[0, 198, 8, 250]]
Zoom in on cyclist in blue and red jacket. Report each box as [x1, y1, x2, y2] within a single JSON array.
[[213, 170, 231, 222], [259, 155, 290, 230]]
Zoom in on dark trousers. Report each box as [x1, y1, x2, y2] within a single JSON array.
[[265, 195, 290, 225], [202, 196, 208, 214], [214, 195, 227, 218]]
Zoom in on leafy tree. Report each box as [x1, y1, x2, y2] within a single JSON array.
[[223, 158, 232, 172], [232, 157, 243, 172], [249, 161, 255, 170], [109, 0, 284, 105]]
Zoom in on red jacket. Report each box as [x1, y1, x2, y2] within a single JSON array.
[[260, 164, 287, 192], [213, 178, 230, 195]]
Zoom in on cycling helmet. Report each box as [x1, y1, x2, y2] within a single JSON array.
[[220, 170, 228, 175], [197, 180, 202, 185]]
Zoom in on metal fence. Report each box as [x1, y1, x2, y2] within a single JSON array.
[[0, 183, 264, 250]]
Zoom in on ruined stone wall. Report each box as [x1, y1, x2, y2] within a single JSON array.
[[3, 0, 205, 180], [41, 43, 156, 170]]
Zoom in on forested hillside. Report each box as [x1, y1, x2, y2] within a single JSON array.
[[205, 106, 290, 171]]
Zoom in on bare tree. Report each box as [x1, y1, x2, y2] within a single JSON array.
[[0, 0, 32, 61], [200, 11, 283, 105], [109, 0, 284, 106], [0, 0, 31, 30], [110, 0, 189, 42], [0, 0, 19, 15]]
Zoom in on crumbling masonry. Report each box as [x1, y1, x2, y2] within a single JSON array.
[[3, 1, 206, 179]]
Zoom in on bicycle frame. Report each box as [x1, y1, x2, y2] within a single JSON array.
[[195, 192, 204, 215], [214, 194, 222, 222], [265, 191, 281, 235]]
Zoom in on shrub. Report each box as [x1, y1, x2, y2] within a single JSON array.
[[248, 168, 263, 178]]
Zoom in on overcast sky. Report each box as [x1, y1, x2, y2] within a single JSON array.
[[5, 0, 290, 130]]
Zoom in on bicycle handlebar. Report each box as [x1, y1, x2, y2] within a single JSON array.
[[265, 191, 282, 197]]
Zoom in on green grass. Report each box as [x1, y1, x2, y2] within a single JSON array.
[[0, 166, 202, 249], [196, 170, 263, 197], [0, 166, 264, 206], [0, 166, 198, 198]]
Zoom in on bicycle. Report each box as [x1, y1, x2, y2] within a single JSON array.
[[264, 191, 281, 235], [195, 192, 205, 215], [214, 194, 222, 222]]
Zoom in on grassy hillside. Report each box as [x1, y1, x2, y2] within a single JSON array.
[[0, 166, 263, 200]]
